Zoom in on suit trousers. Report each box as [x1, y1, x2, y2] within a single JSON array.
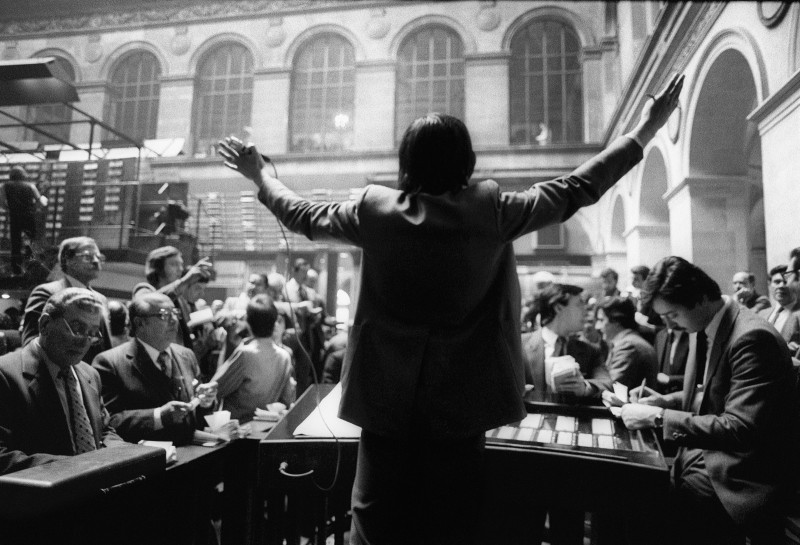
[[670, 448, 784, 545], [350, 429, 485, 545]]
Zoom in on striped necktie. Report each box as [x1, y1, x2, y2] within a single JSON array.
[[60, 368, 96, 454]]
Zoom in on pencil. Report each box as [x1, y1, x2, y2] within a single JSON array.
[[638, 377, 647, 403]]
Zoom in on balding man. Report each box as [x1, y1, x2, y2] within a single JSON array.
[[0, 288, 124, 475], [92, 293, 217, 445], [731, 271, 770, 313]]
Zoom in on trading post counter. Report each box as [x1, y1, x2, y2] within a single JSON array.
[[259, 386, 670, 545]]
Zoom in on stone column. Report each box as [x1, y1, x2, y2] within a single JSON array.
[[582, 47, 605, 143], [353, 61, 395, 151], [251, 68, 291, 155], [665, 176, 750, 288], [464, 52, 509, 147]]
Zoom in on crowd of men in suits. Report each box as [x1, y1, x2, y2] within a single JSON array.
[[519, 248, 800, 544]]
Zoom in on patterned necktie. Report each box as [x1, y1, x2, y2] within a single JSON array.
[[60, 368, 96, 454], [695, 331, 708, 387], [157, 351, 171, 378]]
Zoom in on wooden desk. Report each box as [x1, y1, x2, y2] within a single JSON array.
[[259, 385, 670, 545]]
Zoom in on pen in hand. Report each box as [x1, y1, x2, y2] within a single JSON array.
[[636, 378, 647, 403]]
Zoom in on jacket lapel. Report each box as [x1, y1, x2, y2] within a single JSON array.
[[170, 347, 195, 402], [22, 345, 74, 454], [130, 340, 174, 400], [705, 303, 737, 385]]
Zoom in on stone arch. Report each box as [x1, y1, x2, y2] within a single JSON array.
[[101, 41, 168, 80], [502, 5, 596, 51], [679, 37, 765, 289], [389, 14, 477, 58], [31, 48, 81, 82], [284, 24, 365, 68], [188, 33, 260, 77]]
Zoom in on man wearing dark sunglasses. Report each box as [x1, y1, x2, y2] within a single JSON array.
[[0, 288, 124, 475], [92, 293, 217, 445], [21, 236, 111, 363]]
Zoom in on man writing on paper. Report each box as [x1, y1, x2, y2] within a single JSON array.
[[622, 257, 799, 544], [219, 75, 683, 545], [93, 293, 217, 445]]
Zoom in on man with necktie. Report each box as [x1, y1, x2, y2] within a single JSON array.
[[520, 283, 611, 544], [757, 264, 800, 353], [92, 293, 217, 445], [622, 257, 799, 544], [654, 326, 689, 394], [0, 288, 124, 475], [21, 236, 112, 363]]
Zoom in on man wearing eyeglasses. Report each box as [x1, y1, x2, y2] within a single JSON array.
[[92, 293, 217, 445], [0, 288, 124, 475], [21, 237, 112, 363], [757, 264, 800, 354]]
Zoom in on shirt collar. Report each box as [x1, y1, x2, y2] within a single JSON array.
[[541, 325, 559, 346], [137, 338, 169, 367], [32, 338, 75, 382], [63, 273, 88, 289], [705, 295, 731, 345]]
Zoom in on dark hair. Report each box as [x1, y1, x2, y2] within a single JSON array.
[[533, 283, 583, 326], [631, 265, 650, 279], [790, 247, 800, 261], [9, 166, 27, 181], [129, 292, 172, 335], [600, 268, 618, 282], [59, 236, 96, 273], [246, 294, 278, 338], [597, 296, 637, 330], [769, 264, 788, 279], [293, 258, 309, 272], [398, 113, 476, 196], [107, 300, 129, 336], [145, 246, 181, 286], [639, 256, 722, 315]]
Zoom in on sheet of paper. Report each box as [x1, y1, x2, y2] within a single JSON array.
[[496, 426, 518, 440], [520, 413, 542, 429], [536, 429, 554, 444], [613, 382, 629, 404], [591, 418, 613, 435], [293, 383, 361, 438]]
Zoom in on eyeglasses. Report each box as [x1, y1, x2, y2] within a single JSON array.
[[60, 317, 103, 345], [781, 270, 800, 283], [140, 308, 181, 322], [73, 252, 106, 263]]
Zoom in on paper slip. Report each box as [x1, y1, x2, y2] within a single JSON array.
[[293, 383, 361, 438], [515, 427, 536, 442], [577, 433, 593, 447], [537, 429, 553, 443], [520, 414, 543, 429], [496, 426, 518, 440], [597, 435, 615, 450], [555, 416, 576, 432], [613, 382, 629, 404], [139, 440, 177, 464]]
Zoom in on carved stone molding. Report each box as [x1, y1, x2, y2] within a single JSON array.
[[758, 1, 789, 28], [366, 8, 390, 40], [2, 42, 19, 60], [265, 17, 286, 48], [85, 35, 103, 64], [0, 0, 356, 37], [170, 26, 191, 56], [476, 4, 501, 32]]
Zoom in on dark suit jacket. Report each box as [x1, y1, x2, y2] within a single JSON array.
[[0, 343, 124, 475], [21, 277, 112, 363], [256, 136, 642, 438], [605, 328, 658, 390], [758, 301, 800, 347], [92, 339, 203, 445], [654, 328, 689, 393], [663, 301, 799, 525], [521, 330, 611, 396]]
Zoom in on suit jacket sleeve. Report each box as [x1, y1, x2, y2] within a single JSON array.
[[92, 353, 160, 439], [663, 328, 789, 450], [256, 177, 362, 245], [497, 136, 642, 241], [584, 346, 612, 393], [20, 284, 52, 346], [605, 340, 639, 389]]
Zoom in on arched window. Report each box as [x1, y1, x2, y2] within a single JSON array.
[[289, 34, 355, 153], [107, 51, 161, 143], [509, 20, 583, 144], [193, 43, 254, 155], [25, 56, 75, 144], [395, 25, 464, 143]]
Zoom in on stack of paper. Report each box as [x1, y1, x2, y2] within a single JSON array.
[[293, 383, 361, 438], [547, 355, 580, 392]]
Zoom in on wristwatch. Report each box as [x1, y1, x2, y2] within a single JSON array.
[[653, 408, 665, 428]]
